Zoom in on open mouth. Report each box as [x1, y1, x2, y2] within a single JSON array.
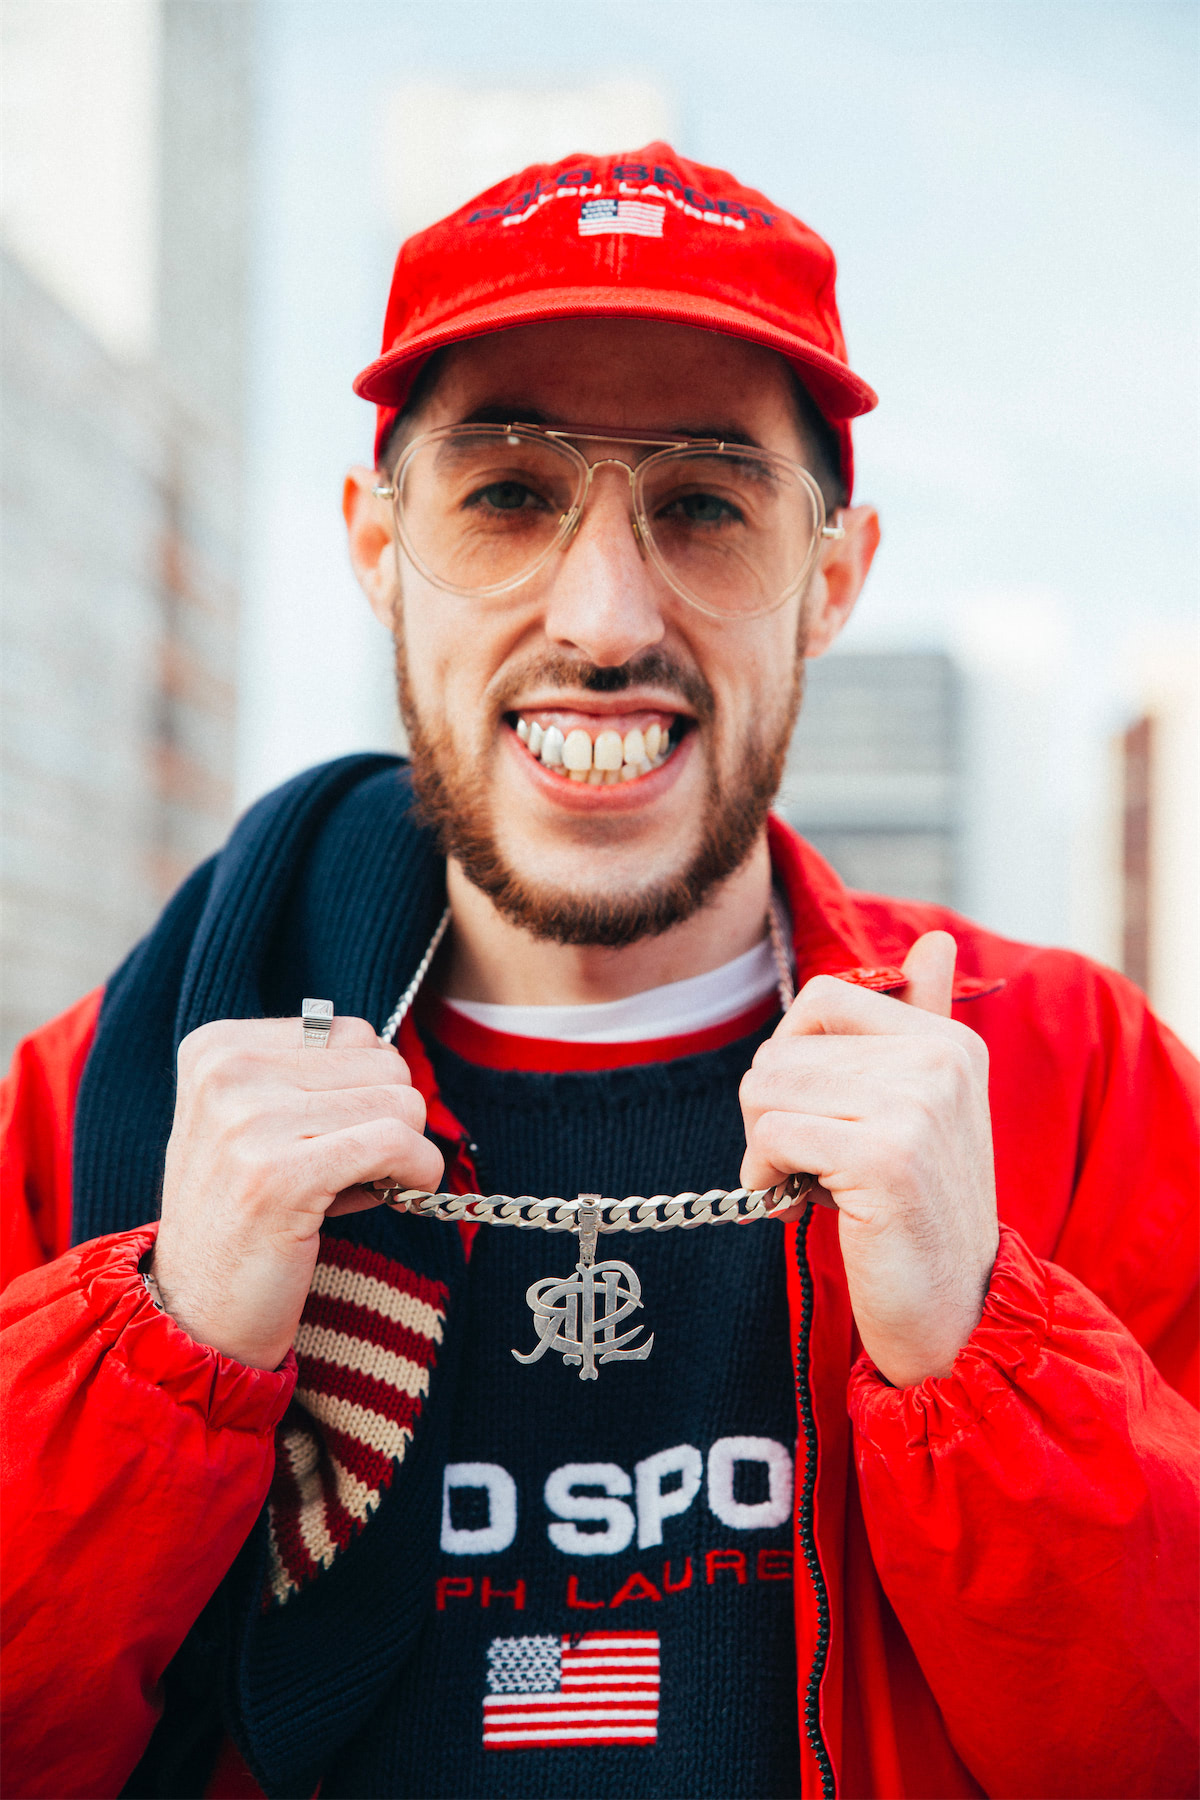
[[507, 710, 690, 785]]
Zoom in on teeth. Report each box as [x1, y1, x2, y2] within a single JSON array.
[[562, 729, 593, 772], [514, 714, 677, 785], [593, 729, 623, 771]]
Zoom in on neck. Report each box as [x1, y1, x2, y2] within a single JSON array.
[[440, 836, 772, 1007]]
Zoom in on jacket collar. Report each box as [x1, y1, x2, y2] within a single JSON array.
[[767, 813, 1002, 1003]]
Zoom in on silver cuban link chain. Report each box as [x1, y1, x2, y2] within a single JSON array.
[[367, 892, 815, 1379]]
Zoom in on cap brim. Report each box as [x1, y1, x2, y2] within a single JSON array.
[[353, 286, 877, 423]]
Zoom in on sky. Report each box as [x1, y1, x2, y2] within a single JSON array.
[[238, 0, 1198, 955]]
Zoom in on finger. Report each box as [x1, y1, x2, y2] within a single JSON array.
[[749, 1032, 932, 1087], [187, 1043, 416, 1106], [762, 1187, 838, 1223], [740, 1109, 857, 1193], [773, 971, 966, 1043], [327, 1185, 403, 1218], [297, 1083, 428, 1138], [900, 930, 956, 1018], [182, 1014, 387, 1056], [326, 1014, 395, 1050], [742, 1032, 979, 1131], [304, 1116, 445, 1197], [290, 1048, 414, 1093]]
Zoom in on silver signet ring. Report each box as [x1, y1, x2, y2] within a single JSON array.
[[301, 998, 334, 1048]]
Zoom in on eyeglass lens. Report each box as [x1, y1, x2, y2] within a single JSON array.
[[394, 426, 822, 616]]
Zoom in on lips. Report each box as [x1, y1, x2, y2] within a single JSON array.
[[509, 710, 686, 785]]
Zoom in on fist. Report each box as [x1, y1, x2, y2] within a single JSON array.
[[152, 1016, 445, 1369], [740, 932, 999, 1386]]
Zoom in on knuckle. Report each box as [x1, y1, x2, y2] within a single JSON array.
[[753, 1109, 787, 1152], [887, 1114, 927, 1180], [796, 974, 839, 1014], [932, 1033, 979, 1091], [206, 1047, 268, 1093], [958, 1025, 989, 1076], [802, 973, 840, 1000], [333, 1015, 380, 1049], [179, 1018, 233, 1055], [225, 1136, 271, 1193], [372, 1117, 417, 1170], [739, 1066, 763, 1105], [912, 1033, 966, 1088], [400, 1086, 427, 1131]]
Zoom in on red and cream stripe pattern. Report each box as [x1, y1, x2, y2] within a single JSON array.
[[266, 1235, 448, 1604]]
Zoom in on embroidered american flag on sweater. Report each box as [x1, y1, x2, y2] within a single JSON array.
[[483, 1633, 661, 1750], [267, 1234, 448, 1603]]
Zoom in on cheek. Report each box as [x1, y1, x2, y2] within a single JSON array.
[[708, 631, 799, 749], [395, 595, 516, 744], [395, 589, 464, 696]]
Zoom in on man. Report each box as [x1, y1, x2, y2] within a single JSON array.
[[2, 144, 1196, 1800]]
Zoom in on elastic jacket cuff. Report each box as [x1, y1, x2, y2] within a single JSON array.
[[848, 1223, 1054, 1445], [74, 1225, 297, 1432]]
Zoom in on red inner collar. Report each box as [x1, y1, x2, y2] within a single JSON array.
[[421, 990, 781, 1074]]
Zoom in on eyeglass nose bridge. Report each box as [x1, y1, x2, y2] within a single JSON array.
[[560, 454, 646, 556]]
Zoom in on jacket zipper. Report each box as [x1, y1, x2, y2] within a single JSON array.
[[795, 1205, 836, 1798]]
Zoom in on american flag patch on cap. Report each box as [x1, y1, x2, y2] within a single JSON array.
[[579, 198, 665, 238], [483, 1631, 660, 1749]]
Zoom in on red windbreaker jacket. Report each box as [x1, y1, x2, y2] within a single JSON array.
[[2, 820, 1197, 1800]]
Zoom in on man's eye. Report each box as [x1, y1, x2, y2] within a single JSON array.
[[662, 491, 742, 526], [465, 480, 547, 513]]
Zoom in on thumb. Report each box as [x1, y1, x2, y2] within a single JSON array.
[[900, 929, 956, 1017]]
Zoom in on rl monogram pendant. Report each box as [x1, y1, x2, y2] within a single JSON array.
[[512, 1198, 654, 1380]]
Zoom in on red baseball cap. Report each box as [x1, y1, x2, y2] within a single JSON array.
[[354, 141, 876, 497]]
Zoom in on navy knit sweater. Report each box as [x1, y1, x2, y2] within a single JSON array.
[[321, 1026, 802, 1800]]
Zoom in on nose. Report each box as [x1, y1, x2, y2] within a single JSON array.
[[540, 466, 667, 668]]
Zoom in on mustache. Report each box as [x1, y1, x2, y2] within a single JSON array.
[[493, 651, 715, 723]]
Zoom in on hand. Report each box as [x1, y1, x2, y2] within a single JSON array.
[[740, 932, 998, 1386], [152, 1017, 445, 1370]]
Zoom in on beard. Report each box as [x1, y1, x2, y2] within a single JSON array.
[[394, 637, 805, 948]]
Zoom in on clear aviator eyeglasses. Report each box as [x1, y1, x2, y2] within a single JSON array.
[[372, 421, 845, 621]]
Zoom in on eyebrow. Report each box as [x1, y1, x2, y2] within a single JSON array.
[[455, 403, 766, 450]]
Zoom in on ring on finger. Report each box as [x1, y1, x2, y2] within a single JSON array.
[[301, 998, 334, 1049]]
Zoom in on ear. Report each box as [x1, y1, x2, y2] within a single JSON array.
[[343, 465, 399, 628], [803, 504, 880, 659]]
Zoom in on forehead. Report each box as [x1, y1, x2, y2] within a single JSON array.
[[420, 318, 804, 452]]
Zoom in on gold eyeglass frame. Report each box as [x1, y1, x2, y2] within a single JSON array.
[[372, 421, 845, 622]]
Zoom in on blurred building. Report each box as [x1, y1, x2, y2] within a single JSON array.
[[1113, 641, 1199, 1053], [0, 0, 253, 1062], [778, 652, 961, 906]]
